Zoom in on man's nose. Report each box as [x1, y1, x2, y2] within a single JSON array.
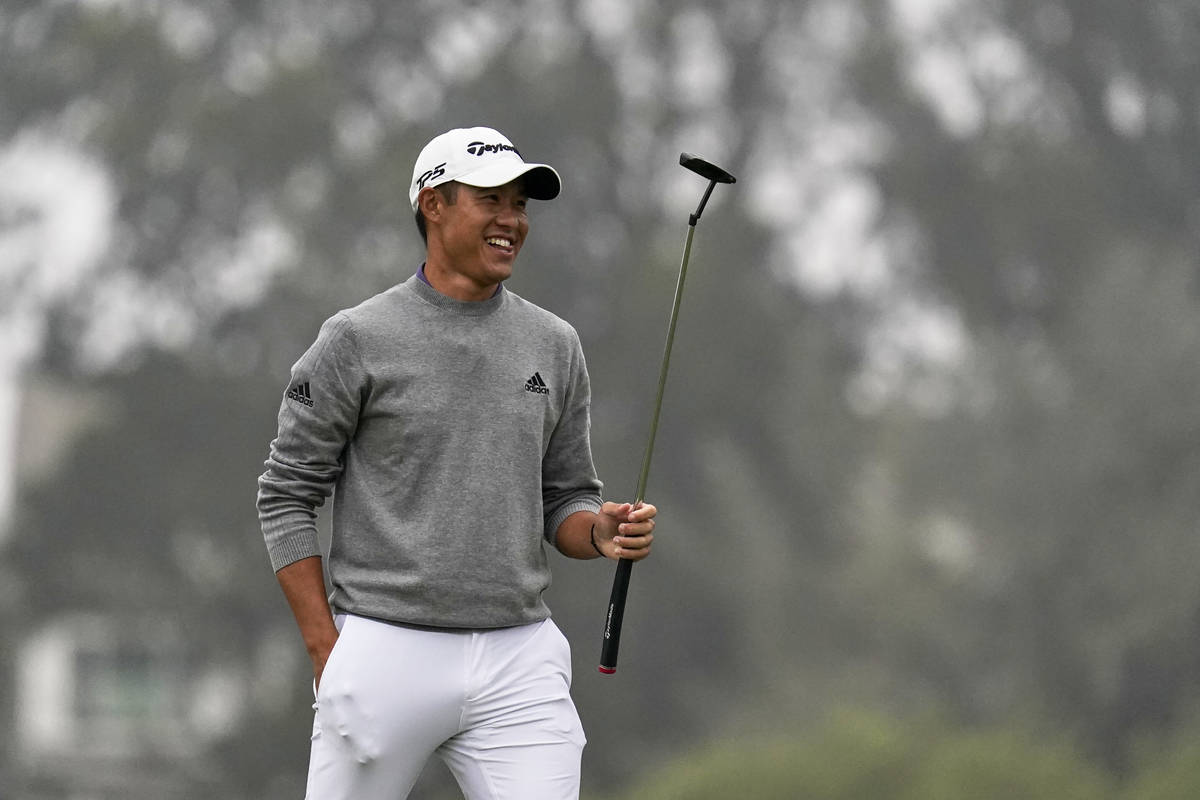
[[495, 200, 523, 227]]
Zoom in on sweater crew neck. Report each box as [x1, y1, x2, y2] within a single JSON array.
[[407, 268, 506, 316]]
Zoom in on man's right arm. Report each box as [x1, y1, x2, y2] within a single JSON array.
[[276, 555, 339, 691], [257, 314, 365, 688]]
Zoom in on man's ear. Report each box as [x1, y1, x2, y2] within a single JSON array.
[[418, 187, 442, 226]]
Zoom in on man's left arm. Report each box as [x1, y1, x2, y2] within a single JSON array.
[[541, 328, 657, 561], [556, 502, 656, 561]]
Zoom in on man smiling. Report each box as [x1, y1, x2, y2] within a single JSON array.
[[257, 126, 656, 799], [420, 180, 527, 298]]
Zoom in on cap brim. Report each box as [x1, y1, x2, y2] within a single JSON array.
[[454, 162, 561, 201]]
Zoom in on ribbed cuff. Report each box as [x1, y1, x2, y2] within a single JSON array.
[[263, 518, 323, 572], [544, 496, 603, 543]]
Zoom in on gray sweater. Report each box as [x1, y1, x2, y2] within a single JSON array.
[[257, 274, 603, 628]]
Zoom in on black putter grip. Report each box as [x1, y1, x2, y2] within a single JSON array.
[[598, 558, 634, 673]]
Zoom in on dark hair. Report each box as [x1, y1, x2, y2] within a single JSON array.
[[414, 182, 460, 244]]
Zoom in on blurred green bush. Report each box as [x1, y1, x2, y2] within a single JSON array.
[[1123, 723, 1200, 800], [607, 709, 1139, 800]]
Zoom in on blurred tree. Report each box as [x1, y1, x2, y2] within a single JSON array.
[[8, 350, 311, 797], [613, 709, 1115, 800], [3, 0, 1200, 796], [899, 725, 1114, 800], [1123, 722, 1200, 800], [830, 0, 1200, 767], [613, 710, 922, 800]]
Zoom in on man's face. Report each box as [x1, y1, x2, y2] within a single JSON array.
[[436, 180, 529, 289]]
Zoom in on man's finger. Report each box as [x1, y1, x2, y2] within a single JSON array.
[[616, 532, 653, 549], [614, 537, 653, 560], [627, 503, 656, 521], [601, 501, 632, 517], [619, 518, 654, 534]]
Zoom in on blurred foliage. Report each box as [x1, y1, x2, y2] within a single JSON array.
[[611, 710, 1115, 800], [3, 0, 1200, 797], [611, 709, 921, 800], [1124, 720, 1200, 800]]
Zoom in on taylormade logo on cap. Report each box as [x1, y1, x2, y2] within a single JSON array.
[[409, 126, 562, 211], [466, 141, 519, 157]]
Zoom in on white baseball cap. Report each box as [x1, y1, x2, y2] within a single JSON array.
[[409, 126, 562, 211]]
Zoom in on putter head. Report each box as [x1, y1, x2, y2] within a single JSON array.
[[679, 153, 736, 184]]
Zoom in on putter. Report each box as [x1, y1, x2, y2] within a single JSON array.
[[598, 152, 736, 675]]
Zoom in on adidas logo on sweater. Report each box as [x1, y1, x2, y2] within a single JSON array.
[[287, 381, 314, 407], [524, 373, 549, 395]]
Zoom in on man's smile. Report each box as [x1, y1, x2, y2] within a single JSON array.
[[486, 236, 516, 254]]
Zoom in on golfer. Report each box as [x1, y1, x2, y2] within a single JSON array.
[[257, 126, 655, 799]]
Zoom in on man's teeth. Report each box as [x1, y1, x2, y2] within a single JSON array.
[[486, 237, 513, 248]]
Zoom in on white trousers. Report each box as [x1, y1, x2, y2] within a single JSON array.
[[305, 614, 585, 800]]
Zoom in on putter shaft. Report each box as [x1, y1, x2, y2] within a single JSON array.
[[600, 153, 735, 675], [599, 221, 698, 675], [633, 223, 695, 505]]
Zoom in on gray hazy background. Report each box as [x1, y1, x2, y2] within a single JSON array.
[[3, 1, 1199, 798]]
